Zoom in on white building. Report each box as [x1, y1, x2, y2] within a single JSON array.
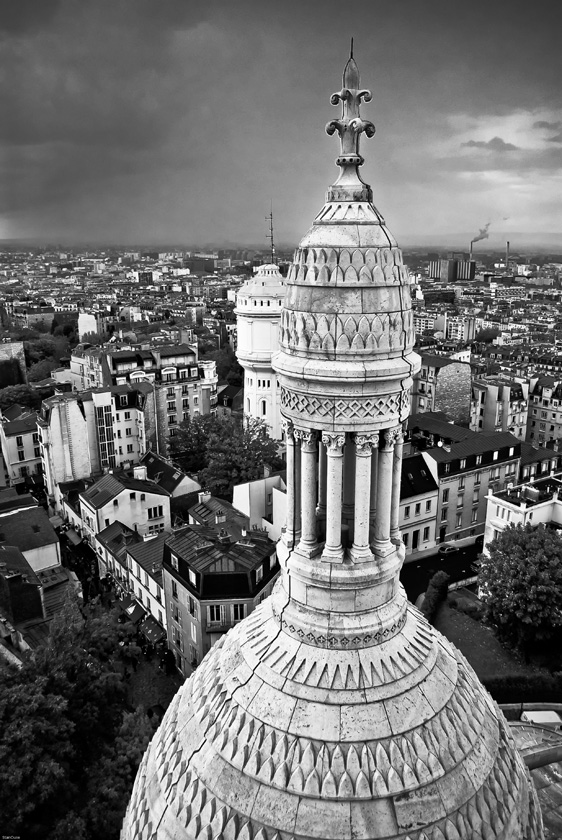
[[235, 263, 285, 439], [0, 412, 41, 486]]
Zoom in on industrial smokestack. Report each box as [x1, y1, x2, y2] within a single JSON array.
[[505, 240, 510, 274], [469, 241, 473, 262]]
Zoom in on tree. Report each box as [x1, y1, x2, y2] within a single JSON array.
[[0, 383, 55, 411], [170, 414, 280, 498], [28, 358, 58, 382], [478, 523, 562, 651], [474, 326, 500, 343]]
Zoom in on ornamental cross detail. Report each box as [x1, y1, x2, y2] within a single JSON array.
[[325, 50, 375, 202]]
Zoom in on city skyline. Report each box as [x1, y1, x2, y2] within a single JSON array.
[[2, 0, 561, 247]]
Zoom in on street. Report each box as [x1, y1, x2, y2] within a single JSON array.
[[400, 542, 483, 603]]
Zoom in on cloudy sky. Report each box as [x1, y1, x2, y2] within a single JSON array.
[[1, 0, 561, 248]]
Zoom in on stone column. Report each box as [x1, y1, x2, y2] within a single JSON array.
[[342, 435, 356, 532], [390, 426, 405, 542], [294, 427, 318, 554], [350, 433, 378, 561], [321, 432, 345, 562], [316, 438, 327, 519], [369, 433, 380, 541], [374, 426, 401, 554], [281, 419, 296, 548]]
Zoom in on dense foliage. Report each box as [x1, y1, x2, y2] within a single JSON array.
[[0, 596, 158, 840], [478, 523, 562, 651], [421, 570, 450, 624], [169, 414, 280, 498]]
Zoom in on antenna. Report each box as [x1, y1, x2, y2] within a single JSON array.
[[265, 203, 276, 264]]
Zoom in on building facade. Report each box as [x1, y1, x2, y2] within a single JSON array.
[[0, 413, 41, 486], [470, 377, 529, 438]]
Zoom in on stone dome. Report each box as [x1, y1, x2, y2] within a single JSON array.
[[121, 52, 543, 840]]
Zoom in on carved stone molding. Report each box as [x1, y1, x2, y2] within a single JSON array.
[[293, 427, 318, 452], [279, 308, 414, 355], [381, 426, 403, 450], [280, 417, 294, 440], [281, 387, 410, 422]]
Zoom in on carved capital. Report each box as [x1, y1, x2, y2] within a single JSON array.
[[382, 426, 403, 450], [353, 433, 379, 456], [293, 427, 318, 452], [281, 418, 294, 441], [322, 432, 346, 454]]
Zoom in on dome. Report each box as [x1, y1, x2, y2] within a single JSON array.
[[121, 52, 543, 840]]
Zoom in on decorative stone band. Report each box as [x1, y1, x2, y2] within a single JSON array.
[[286, 245, 410, 286], [279, 308, 415, 356], [276, 605, 407, 649], [280, 386, 410, 423]]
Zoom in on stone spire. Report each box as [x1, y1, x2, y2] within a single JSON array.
[[121, 53, 544, 840]]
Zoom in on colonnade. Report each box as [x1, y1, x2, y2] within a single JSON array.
[[282, 419, 404, 563]]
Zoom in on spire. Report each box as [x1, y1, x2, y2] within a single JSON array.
[[326, 46, 375, 202]]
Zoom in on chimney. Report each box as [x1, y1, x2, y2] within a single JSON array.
[[505, 240, 510, 274], [215, 509, 226, 524], [133, 465, 147, 481], [198, 490, 211, 504]]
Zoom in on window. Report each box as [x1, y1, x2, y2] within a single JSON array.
[[493, 451, 498, 460], [113, 499, 119, 507], [455, 512, 462, 528], [474, 472, 481, 486], [404, 505, 410, 519], [403, 533, 409, 547], [425, 500, 431, 512], [127, 444, 133, 453], [34, 446, 40, 458], [457, 494, 464, 508], [172, 580, 178, 599], [168, 415, 177, 425], [193, 397, 198, 406], [232, 604, 246, 622], [476, 455, 482, 465], [458, 476, 465, 490], [124, 411, 131, 420], [16, 435, 23, 448], [20, 466, 29, 477], [472, 489, 479, 504], [442, 488, 449, 503], [126, 427, 132, 436], [441, 507, 448, 521], [423, 526, 430, 542], [208, 604, 222, 624], [171, 553, 178, 570], [188, 569, 196, 587], [18, 450, 25, 462], [471, 509, 478, 522], [444, 464, 450, 474], [255, 566, 263, 583], [459, 459, 466, 469], [415, 503, 421, 516], [167, 401, 176, 411], [120, 395, 127, 406], [191, 624, 197, 642], [147, 506, 164, 519]]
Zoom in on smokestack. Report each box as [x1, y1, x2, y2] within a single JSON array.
[[505, 240, 510, 274], [469, 241, 473, 262]]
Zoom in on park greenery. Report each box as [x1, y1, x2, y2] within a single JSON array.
[[169, 414, 280, 499], [478, 522, 562, 654], [0, 595, 157, 840]]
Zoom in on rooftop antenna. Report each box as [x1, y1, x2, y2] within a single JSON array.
[[350, 37, 354, 59], [265, 203, 276, 264]]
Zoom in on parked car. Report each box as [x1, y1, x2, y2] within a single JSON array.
[[438, 543, 459, 555]]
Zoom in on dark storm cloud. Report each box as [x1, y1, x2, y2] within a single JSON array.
[[547, 133, 562, 143], [461, 137, 519, 152], [2, 0, 562, 243], [533, 120, 562, 131]]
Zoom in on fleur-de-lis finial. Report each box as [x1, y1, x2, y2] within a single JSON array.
[[325, 45, 375, 202]]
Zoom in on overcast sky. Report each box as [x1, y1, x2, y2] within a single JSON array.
[[2, 0, 561, 248]]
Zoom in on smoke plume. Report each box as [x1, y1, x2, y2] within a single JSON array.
[[471, 222, 491, 245]]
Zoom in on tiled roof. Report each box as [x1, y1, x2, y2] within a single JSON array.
[[127, 531, 169, 585], [81, 471, 170, 509], [0, 508, 59, 551], [0, 488, 36, 515], [401, 455, 438, 500], [427, 431, 520, 462], [408, 413, 475, 442], [2, 413, 38, 436], [140, 452, 190, 494], [0, 544, 41, 585], [520, 442, 559, 467]]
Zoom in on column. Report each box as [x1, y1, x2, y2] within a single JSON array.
[[316, 438, 327, 519], [374, 426, 401, 554], [281, 419, 296, 548], [321, 432, 345, 562], [294, 427, 318, 553], [369, 433, 380, 542], [342, 435, 356, 530], [350, 433, 378, 561], [390, 425, 405, 542]]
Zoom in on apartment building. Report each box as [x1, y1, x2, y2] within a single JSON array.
[[421, 432, 521, 543], [70, 343, 218, 453], [483, 475, 562, 552], [399, 455, 439, 557], [162, 492, 279, 675], [411, 354, 472, 426], [0, 412, 41, 486], [470, 377, 529, 438], [38, 384, 154, 512], [79, 469, 171, 544], [527, 376, 562, 447]]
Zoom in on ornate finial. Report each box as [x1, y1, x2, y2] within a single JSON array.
[[325, 48, 375, 202]]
